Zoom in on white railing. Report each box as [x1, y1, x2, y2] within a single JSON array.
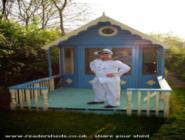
[[8, 75, 60, 111], [126, 76, 172, 118]]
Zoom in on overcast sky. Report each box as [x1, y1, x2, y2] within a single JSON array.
[[75, 0, 185, 39]]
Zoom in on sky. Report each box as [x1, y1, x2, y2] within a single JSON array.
[[75, 0, 185, 40]]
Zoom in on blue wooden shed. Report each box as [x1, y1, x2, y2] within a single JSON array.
[[9, 14, 172, 117], [45, 14, 165, 89]]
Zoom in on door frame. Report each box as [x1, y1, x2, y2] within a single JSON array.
[[138, 47, 159, 88]]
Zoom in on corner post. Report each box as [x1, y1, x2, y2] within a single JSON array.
[[164, 93, 171, 117], [48, 47, 52, 77], [10, 89, 17, 110]]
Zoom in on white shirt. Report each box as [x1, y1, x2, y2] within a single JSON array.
[[90, 59, 131, 83]]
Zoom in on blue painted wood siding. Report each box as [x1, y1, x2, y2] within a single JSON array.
[[56, 22, 164, 88]]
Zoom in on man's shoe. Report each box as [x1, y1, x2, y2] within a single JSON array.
[[87, 101, 104, 105], [104, 105, 118, 108]]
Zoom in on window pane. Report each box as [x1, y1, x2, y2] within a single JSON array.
[[143, 47, 157, 75], [64, 48, 74, 74], [112, 48, 132, 74], [85, 48, 100, 74]]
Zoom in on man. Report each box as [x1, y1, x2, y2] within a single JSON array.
[[87, 49, 131, 108]]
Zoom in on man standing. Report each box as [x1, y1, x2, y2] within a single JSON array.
[[87, 49, 131, 108]]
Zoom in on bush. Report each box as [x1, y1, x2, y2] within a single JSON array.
[[166, 46, 185, 81], [0, 20, 60, 87]]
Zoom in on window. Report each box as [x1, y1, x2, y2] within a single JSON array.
[[98, 26, 118, 36], [112, 48, 132, 74], [85, 48, 100, 74], [143, 47, 157, 75], [63, 48, 74, 74]]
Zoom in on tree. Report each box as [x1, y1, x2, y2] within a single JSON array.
[[51, 0, 67, 35], [0, 0, 92, 33], [0, 0, 13, 20], [39, 0, 58, 29], [150, 33, 185, 81], [0, 20, 60, 86], [51, 0, 92, 35], [15, 0, 42, 28], [0, 0, 6, 19]]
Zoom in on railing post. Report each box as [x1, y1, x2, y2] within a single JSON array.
[[42, 89, 48, 111], [19, 89, 24, 110], [34, 83, 41, 96], [164, 93, 171, 117], [137, 91, 141, 116], [126, 90, 132, 116], [146, 92, 151, 117], [34, 90, 39, 111], [10, 89, 17, 110], [49, 78, 55, 91], [25, 89, 31, 110], [155, 92, 159, 117]]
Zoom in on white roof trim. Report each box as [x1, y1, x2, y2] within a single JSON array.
[[43, 15, 166, 50]]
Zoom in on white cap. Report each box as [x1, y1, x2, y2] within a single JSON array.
[[94, 49, 113, 55]]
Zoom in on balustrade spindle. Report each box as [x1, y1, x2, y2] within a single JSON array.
[[155, 92, 159, 117], [42, 89, 48, 111], [137, 91, 141, 116], [146, 92, 151, 117], [164, 93, 170, 117], [126, 91, 132, 116], [25, 89, 31, 110]]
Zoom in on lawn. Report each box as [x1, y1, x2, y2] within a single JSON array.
[[0, 88, 185, 139]]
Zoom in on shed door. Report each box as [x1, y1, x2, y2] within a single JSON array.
[[138, 47, 159, 88], [78, 47, 135, 88]]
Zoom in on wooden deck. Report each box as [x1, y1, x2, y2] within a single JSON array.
[[9, 75, 171, 117], [28, 87, 165, 115]]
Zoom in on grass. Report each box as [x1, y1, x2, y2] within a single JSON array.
[[0, 88, 185, 139], [151, 88, 185, 140]]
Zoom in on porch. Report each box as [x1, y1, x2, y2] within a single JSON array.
[[29, 87, 166, 114], [9, 75, 171, 117]]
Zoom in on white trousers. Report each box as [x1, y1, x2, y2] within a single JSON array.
[[92, 79, 121, 106]]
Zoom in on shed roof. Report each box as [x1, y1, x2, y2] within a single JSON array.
[[43, 14, 166, 50]]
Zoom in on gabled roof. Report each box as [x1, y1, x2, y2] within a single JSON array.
[[43, 14, 166, 50]]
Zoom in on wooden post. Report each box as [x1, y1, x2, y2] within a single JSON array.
[[10, 89, 17, 110], [25, 89, 31, 110], [126, 90, 132, 116], [137, 91, 141, 116], [59, 48, 62, 86], [22, 89, 26, 103], [34, 90, 39, 111], [146, 92, 150, 117], [31, 85, 34, 99], [15, 90, 19, 104], [34, 83, 41, 96], [48, 48, 52, 77], [155, 92, 159, 117], [42, 89, 48, 111], [49, 78, 55, 91], [164, 93, 171, 117], [19, 89, 24, 109]]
